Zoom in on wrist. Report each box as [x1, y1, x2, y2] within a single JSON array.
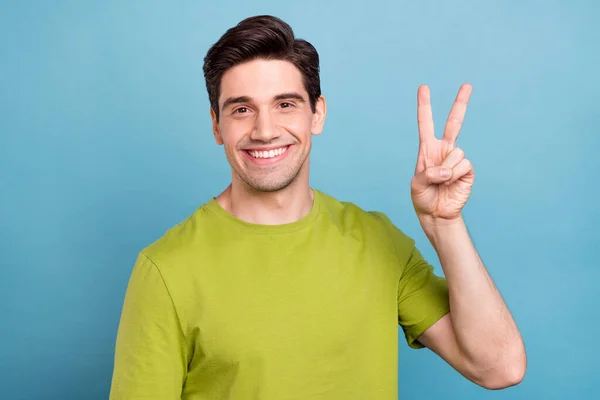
[[418, 214, 467, 247]]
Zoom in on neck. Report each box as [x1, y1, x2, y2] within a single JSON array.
[[215, 173, 314, 226]]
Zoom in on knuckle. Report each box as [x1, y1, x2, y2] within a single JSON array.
[[461, 158, 472, 170]]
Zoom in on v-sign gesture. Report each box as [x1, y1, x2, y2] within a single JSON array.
[[408, 84, 527, 389], [411, 84, 475, 225]]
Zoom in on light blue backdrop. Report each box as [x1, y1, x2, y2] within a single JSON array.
[[1, 0, 598, 398]]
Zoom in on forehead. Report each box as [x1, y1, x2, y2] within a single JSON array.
[[219, 59, 306, 104]]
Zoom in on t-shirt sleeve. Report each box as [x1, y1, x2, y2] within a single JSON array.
[[371, 212, 450, 349], [397, 244, 450, 349], [109, 252, 189, 399]]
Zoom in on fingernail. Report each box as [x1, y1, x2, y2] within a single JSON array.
[[440, 168, 451, 178]]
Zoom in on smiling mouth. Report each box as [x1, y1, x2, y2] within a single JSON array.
[[244, 145, 290, 159]]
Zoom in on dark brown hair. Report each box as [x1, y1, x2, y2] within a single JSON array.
[[203, 15, 321, 121]]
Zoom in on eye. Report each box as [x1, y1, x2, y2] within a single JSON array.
[[234, 107, 248, 114], [279, 102, 294, 109]]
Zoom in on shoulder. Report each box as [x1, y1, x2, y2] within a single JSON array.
[[315, 189, 416, 252], [140, 200, 217, 268]]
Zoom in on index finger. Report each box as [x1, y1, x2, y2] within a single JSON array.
[[443, 83, 472, 145], [417, 84, 435, 143]]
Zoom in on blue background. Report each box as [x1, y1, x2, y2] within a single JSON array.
[[1, 0, 598, 398]]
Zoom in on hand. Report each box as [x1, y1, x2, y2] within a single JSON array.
[[411, 83, 475, 225]]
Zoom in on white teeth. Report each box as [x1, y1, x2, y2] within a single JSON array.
[[248, 146, 287, 159]]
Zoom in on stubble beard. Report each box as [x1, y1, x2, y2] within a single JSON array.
[[229, 145, 310, 193]]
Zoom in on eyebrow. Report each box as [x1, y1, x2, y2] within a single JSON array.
[[273, 92, 306, 103], [221, 92, 306, 111], [221, 96, 251, 111]]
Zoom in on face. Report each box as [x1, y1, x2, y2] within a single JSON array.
[[211, 59, 326, 193]]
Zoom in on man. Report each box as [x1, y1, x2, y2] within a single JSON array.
[[109, 15, 526, 399]]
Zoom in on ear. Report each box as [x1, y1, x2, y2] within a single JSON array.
[[210, 108, 223, 145], [311, 95, 327, 136]]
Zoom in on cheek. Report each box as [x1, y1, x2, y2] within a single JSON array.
[[277, 112, 313, 135], [220, 119, 253, 146]]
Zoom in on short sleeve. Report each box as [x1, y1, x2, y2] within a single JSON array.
[[370, 211, 450, 350], [109, 252, 190, 399], [397, 245, 450, 349]]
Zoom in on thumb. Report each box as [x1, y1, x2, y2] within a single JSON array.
[[412, 166, 452, 189]]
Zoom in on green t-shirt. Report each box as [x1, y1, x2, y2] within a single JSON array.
[[109, 189, 450, 399]]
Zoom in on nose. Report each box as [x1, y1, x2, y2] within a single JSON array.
[[250, 109, 280, 142]]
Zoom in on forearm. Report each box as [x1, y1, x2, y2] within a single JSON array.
[[423, 215, 525, 376]]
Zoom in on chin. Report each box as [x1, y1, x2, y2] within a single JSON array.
[[247, 179, 295, 193], [237, 170, 300, 193]]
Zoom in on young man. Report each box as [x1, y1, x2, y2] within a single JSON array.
[[109, 15, 526, 399]]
